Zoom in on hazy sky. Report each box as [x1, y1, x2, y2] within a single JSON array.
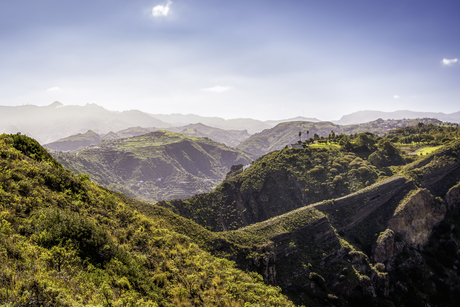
[[1, 0, 459, 121]]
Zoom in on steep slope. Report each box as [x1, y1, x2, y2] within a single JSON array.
[[3, 133, 460, 306], [191, 141, 460, 306], [161, 137, 406, 232], [0, 133, 294, 306], [54, 130, 252, 202]]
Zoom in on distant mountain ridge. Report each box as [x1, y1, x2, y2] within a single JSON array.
[[335, 110, 460, 125], [43, 123, 251, 152], [0, 102, 320, 144], [0, 102, 170, 144], [2, 102, 459, 145]]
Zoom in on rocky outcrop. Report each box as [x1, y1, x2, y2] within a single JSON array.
[[373, 229, 396, 263], [373, 188, 447, 267], [388, 188, 446, 246], [445, 181, 460, 210]]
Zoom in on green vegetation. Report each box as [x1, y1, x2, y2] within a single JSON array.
[[54, 130, 252, 203], [236, 121, 339, 157], [415, 145, 443, 156], [161, 131, 409, 231], [0, 133, 294, 306], [236, 118, 443, 157], [45, 123, 250, 152], [2, 118, 460, 306]]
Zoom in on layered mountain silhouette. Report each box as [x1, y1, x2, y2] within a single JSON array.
[[335, 110, 460, 125]]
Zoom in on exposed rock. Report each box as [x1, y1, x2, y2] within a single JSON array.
[[445, 181, 460, 210], [373, 229, 395, 263], [252, 248, 277, 285], [388, 188, 446, 246]]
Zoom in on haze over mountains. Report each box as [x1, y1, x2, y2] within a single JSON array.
[[3, 103, 460, 305], [336, 110, 460, 125], [3, 102, 459, 145]]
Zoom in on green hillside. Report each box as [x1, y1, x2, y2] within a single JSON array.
[[236, 118, 442, 157], [54, 130, 252, 202], [161, 131, 409, 231], [44, 123, 249, 152], [0, 133, 294, 306], [158, 127, 460, 306], [236, 121, 338, 157], [2, 126, 460, 306]]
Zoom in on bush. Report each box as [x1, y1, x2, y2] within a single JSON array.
[[30, 208, 115, 264]]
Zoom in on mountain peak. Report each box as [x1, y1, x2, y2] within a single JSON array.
[[48, 101, 63, 108]]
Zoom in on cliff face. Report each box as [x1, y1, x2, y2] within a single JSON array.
[[445, 181, 460, 209], [388, 189, 446, 246], [211, 141, 460, 306], [373, 188, 448, 265]]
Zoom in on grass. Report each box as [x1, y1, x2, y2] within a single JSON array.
[[414, 145, 443, 156], [309, 143, 341, 149]]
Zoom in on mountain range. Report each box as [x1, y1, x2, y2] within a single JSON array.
[[2, 125, 460, 306], [335, 110, 460, 125], [4, 102, 458, 146]]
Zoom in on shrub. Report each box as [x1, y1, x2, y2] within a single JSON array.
[[30, 208, 115, 264]]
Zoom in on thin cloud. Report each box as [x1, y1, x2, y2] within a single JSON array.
[[393, 95, 400, 99], [202, 86, 231, 93], [47, 86, 61, 92], [442, 58, 458, 66], [152, 1, 172, 17]]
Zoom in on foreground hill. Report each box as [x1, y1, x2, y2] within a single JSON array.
[[3, 131, 460, 306], [159, 130, 460, 306], [0, 133, 294, 306], [161, 132, 407, 231], [53, 130, 252, 202]]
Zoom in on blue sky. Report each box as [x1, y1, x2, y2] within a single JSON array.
[[1, 0, 459, 121]]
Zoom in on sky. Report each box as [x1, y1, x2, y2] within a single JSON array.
[[1, 0, 459, 121]]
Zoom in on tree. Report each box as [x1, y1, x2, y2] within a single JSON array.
[[355, 133, 376, 151]]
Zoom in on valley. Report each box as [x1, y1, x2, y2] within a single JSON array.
[[1, 113, 460, 306], [53, 130, 252, 203], [3, 1, 460, 305]]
